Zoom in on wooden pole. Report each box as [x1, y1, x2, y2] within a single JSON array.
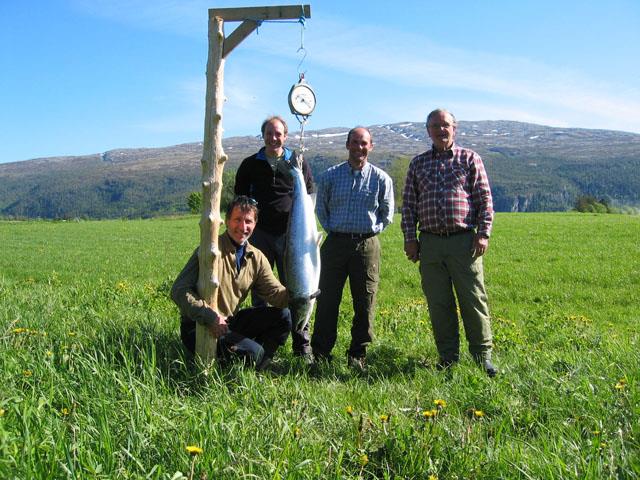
[[196, 14, 226, 362], [196, 5, 311, 364]]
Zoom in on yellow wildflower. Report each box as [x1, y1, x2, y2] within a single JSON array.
[[473, 410, 485, 418], [12, 328, 27, 334], [61, 408, 70, 416], [293, 426, 302, 438], [186, 445, 203, 455], [359, 454, 369, 466], [422, 409, 437, 419], [345, 405, 354, 416], [0, 408, 5, 417], [434, 399, 447, 408], [46, 351, 53, 358], [23, 370, 32, 377], [615, 382, 625, 390], [429, 475, 438, 480], [592, 430, 600, 436], [379, 414, 389, 423], [599, 442, 607, 449]]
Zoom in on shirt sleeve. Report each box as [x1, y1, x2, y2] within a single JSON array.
[[401, 157, 419, 242], [377, 173, 394, 231], [234, 158, 250, 196], [301, 156, 315, 195], [314, 172, 330, 232], [170, 249, 219, 326], [252, 252, 288, 308], [469, 153, 494, 237]]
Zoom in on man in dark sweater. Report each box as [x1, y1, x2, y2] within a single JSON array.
[[234, 116, 315, 361]]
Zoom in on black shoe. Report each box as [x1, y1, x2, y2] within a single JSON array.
[[436, 358, 458, 371], [255, 355, 272, 372], [480, 359, 498, 377], [297, 352, 315, 366], [347, 355, 367, 373]]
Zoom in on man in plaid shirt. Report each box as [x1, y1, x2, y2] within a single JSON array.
[[401, 109, 498, 377]]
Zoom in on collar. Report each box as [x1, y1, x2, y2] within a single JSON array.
[[256, 146, 294, 163], [225, 232, 247, 250], [431, 143, 456, 159], [348, 161, 370, 175]]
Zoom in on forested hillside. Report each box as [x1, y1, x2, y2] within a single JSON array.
[[1, 121, 638, 219]]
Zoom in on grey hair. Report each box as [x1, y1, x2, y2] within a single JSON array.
[[426, 109, 457, 128]]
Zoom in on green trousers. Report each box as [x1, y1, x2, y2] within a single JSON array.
[[419, 231, 493, 362]]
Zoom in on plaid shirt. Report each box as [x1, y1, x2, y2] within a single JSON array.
[[401, 144, 493, 242], [316, 161, 394, 234]]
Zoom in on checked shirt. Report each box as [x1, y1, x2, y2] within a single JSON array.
[[316, 161, 394, 235], [401, 144, 493, 242]]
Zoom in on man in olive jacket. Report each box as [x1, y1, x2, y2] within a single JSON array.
[[171, 196, 291, 370]]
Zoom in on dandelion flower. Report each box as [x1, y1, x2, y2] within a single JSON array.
[[615, 382, 625, 390], [429, 475, 438, 480], [186, 445, 203, 455], [379, 414, 389, 423], [345, 405, 354, 416], [61, 408, 70, 416], [422, 409, 437, 419], [473, 410, 485, 418], [359, 454, 369, 466], [434, 399, 447, 408], [592, 430, 600, 435], [46, 351, 53, 358], [599, 442, 607, 449], [23, 370, 32, 377]]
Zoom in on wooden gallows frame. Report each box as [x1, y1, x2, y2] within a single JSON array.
[[196, 5, 312, 363]]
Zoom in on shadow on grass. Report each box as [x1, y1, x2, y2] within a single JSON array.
[[87, 317, 448, 393]]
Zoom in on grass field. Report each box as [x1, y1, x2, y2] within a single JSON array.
[[1, 213, 639, 479]]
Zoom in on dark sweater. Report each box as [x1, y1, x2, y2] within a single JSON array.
[[234, 147, 315, 235]]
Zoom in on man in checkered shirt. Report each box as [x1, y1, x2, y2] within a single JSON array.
[[401, 108, 498, 377]]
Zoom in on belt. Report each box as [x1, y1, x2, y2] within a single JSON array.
[[330, 231, 376, 240], [422, 229, 473, 237]]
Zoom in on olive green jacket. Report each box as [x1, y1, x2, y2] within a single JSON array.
[[170, 233, 287, 326]]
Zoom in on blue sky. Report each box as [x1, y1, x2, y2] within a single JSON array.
[[1, 0, 639, 163]]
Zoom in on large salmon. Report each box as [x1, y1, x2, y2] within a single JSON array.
[[282, 156, 322, 331]]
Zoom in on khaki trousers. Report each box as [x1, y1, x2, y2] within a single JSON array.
[[419, 231, 493, 362]]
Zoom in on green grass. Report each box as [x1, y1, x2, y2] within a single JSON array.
[[1, 213, 639, 479]]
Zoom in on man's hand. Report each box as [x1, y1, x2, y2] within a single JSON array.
[[207, 315, 229, 338], [404, 240, 420, 263], [471, 235, 489, 257]]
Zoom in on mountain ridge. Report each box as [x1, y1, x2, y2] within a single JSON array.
[[1, 120, 638, 219]]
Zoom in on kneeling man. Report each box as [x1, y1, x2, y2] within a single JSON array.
[[171, 195, 291, 370]]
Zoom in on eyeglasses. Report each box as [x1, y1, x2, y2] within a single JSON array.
[[233, 195, 258, 206]]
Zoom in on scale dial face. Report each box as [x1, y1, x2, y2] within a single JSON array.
[[288, 83, 316, 116]]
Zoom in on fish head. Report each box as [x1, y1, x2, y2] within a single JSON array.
[[288, 295, 315, 332]]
